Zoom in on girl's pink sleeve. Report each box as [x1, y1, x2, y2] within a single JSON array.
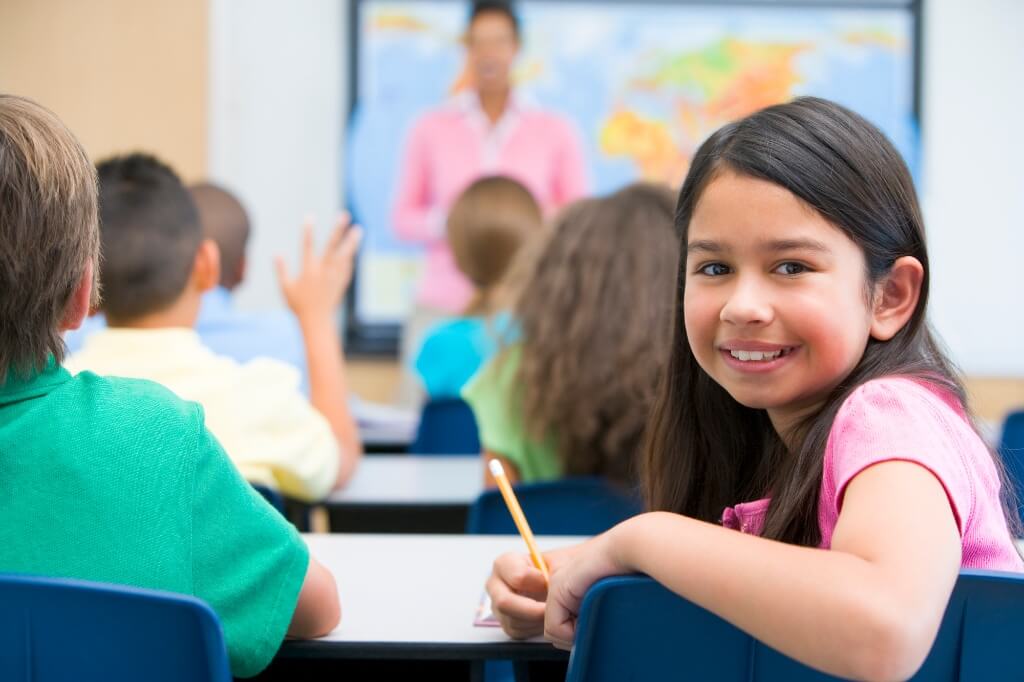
[[824, 378, 974, 533], [392, 118, 444, 243], [550, 120, 589, 208]]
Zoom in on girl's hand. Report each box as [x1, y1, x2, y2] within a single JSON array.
[[543, 532, 626, 650], [275, 214, 362, 324], [486, 545, 581, 639], [487, 553, 548, 639]]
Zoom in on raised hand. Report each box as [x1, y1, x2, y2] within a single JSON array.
[[275, 214, 363, 323]]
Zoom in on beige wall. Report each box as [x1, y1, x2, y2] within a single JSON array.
[[965, 377, 1024, 426], [0, 0, 208, 181], [345, 359, 1024, 425]]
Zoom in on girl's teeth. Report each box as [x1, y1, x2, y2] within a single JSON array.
[[729, 349, 783, 362]]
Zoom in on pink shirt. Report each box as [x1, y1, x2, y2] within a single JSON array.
[[722, 377, 1022, 572], [392, 92, 589, 313]]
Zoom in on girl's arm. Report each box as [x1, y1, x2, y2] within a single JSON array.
[[545, 461, 961, 682]]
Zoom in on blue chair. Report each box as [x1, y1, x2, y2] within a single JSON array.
[[566, 569, 1024, 682], [410, 398, 481, 455], [0, 573, 231, 682], [467, 477, 642, 535], [999, 410, 1024, 514]]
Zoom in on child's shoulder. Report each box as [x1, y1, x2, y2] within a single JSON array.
[[839, 376, 962, 418], [832, 375, 971, 445], [67, 370, 208, 453]]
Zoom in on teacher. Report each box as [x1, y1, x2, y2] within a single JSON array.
[[392, 0, 589, 380]]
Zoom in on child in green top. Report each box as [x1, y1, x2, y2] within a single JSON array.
[[464, 183, 681, 488], [0, 94, 339, 678]]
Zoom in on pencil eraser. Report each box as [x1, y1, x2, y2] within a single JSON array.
[[488, 459, 504, 478]]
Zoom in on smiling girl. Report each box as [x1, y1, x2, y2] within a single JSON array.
[[485, 97, 1022, 681]]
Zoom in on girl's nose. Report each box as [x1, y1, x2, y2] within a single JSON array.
[[719, 277, 774, 326]]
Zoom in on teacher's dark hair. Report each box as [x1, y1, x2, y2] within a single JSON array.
[[469, 1, 521, 38]]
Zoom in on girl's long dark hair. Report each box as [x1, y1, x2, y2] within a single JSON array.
[[514, 183, 680, 485], [641, 97, 1006, 546]]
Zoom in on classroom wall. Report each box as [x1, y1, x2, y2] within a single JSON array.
[[208, 0, 347, 313], [920, 0, 1024, 378], [0, 0, 208, 181]]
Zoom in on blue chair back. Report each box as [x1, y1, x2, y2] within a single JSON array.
[[999, 410, 1024, 515], [467, 477, 642, 535], [566, 569, 1024, 682], [410, 398, 481, 455], [0, 573, 231, 682]]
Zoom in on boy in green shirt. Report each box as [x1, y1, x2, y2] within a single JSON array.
[[0, 95, 339, 677]]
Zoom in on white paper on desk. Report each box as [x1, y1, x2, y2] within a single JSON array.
[[474, 591, 501, 627]]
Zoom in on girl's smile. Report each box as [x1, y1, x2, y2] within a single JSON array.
[[684, 171, 878, 433], [718, 342, 800, 373]]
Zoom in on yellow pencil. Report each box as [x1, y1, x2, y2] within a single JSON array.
[[489, 459, 551, 583]]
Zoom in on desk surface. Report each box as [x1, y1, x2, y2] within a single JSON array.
[[325, 455, 483, 507], [279, 533, 587, 661], [360, 424, 414, 453]]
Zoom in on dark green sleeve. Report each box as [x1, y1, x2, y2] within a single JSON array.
[[189, 420, 310, 678]]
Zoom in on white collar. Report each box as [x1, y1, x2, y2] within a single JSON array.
[[450, 89, 533, 119]]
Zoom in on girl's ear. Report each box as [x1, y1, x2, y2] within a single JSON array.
[[869, 256, 924, 341]]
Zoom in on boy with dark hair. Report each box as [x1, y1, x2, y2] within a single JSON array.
[[0, 95, 339, 678], [70, 153, 362, 501], [190, 182, 308, 389]]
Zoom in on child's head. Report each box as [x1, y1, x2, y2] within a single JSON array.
[[643, 97, 963, 544], [190, 182, 251, 291], [0, 95, 99, 379], [513, 182, 679, 484], [96, 154, 218, 325], [447, 175, 542, 315]]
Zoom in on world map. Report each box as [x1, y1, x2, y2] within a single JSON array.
[[348, 1, 916, 323]]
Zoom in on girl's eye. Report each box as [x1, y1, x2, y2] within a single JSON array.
[[775, 262, 808, 276], [698, 262, 730, 276]]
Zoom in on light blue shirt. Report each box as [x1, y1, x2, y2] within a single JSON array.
[[195, 287, 308, 394], [414, 313, 516, 399], [64, 288, 309, 394]]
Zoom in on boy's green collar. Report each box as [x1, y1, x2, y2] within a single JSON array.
[[0, 356, 72, 405]]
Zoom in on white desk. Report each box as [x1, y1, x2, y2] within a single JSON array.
[[325, 455, 483, 507], [321, 456, 484, 533], [278, 533, 587, 662]]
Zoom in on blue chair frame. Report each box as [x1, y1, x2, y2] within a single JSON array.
[[0, 573, 231, 682], [410, 398, 481, 455], [566, 569, 1024, 682], [467, 477, 642, 535], [999, 410, 1024, 517]]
